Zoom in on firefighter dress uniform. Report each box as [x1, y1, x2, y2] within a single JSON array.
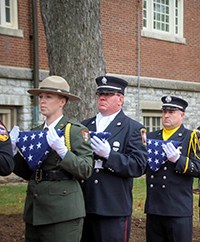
[[81, 76, 147, 242], [145, 96, 200, 242]]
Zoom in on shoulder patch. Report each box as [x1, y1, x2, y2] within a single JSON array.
[[140, 128, 147, 146], [81, 129, 90, 142], [0, 124, 9, 141]]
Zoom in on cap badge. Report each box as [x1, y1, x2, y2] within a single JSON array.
[[101, 77, 107, 85], [165, 96, 172, 103]]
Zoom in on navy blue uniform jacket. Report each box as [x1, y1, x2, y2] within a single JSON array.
[[145, 124, 200, 217], [81, 110, 147, 216]]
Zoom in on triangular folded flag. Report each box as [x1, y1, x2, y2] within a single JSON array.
[[89, 131, 111, 142], [16, 129, 64, 171], [147, 139, 182, 171]]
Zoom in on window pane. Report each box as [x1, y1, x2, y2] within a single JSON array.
[[5, 8, 10, 22], [143, 0, 147, 28], [143, 116, 161, 132], [5, 0, 11, 23]]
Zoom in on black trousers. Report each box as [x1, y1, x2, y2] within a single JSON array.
[[146, 214, 192, 242], [81, 214, 131, 242]]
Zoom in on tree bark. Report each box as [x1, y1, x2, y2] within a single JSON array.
[[40, 0, 105, 121]]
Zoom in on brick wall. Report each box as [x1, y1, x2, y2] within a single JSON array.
[[0, 0, 48, 70], [101, 0, 138, 75], [1, 1, 199, 83], [101, 0, 200, 83]]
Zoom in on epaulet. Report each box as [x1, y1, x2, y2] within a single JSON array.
[[67, 119, 83, 127]]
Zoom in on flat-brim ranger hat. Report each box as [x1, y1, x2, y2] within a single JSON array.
[[28, 75, 80, 101], [96, 76, 128, 95], [161, 95, 188, 111]]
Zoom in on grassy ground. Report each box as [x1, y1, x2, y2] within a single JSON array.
[[0, 177, 199, 225], [0, 178, 199, 242], [0, 182, 27, 214]]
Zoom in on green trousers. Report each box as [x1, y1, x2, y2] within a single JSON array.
[[25, 218, 83, 242]]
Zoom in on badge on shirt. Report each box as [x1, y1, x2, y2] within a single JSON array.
[[0, 124, 9, 141], [140, 128, 147, 146], [81, 130, 90, 142]]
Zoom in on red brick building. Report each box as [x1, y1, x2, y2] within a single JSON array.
[[0, 0, 200, 130]]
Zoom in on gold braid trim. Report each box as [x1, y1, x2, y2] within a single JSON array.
[[187, 129, 200, 159], [65, 123, 72, 151], [183, 157, 189, 174], [183, 129, 200, 173]]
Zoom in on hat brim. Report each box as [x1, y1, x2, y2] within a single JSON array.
[[27, 88, 81, 101], [96, 88, 124, 95], [162, 105, 184, 111]]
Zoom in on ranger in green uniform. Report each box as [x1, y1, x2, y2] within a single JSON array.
[[10, 76, 93, 242]]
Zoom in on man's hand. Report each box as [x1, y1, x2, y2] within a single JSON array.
[[91, 136, 111, 159], [162, 142, 180, 163], [46, 127, 68, 159], [9, 126, 20, 155]]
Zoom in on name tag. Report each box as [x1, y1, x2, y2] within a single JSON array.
[[94, 159, 104, 169]]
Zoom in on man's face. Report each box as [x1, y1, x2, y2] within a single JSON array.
[[162, 109, 185, 130], [97, 93, 124, 116]]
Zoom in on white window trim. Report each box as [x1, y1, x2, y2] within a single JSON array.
[[142, 0, 185, 44], [0, 26, 23, 37], [0, 107, 17, 131]]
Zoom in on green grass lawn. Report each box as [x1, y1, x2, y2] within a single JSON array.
[[0, 177, 199, 227], [0, 182, 27, 214]]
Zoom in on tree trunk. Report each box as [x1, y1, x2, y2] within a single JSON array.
[[40, 0, 105, 121]]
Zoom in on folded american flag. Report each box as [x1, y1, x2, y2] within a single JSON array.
[[89, 131, 111, 141], [147, 139, 182, 171], [16, 129, 64, 171]]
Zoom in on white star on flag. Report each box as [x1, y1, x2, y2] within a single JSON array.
[[16, 129, 64, 171], [147, 139, 182, 171]]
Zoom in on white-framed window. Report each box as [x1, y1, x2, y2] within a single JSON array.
[[0, 0, 23, 37], [0, 0, 18, 29], [0, 107, 17, 131], [142, 0, 185, 43], [143, 111, 162, 132]]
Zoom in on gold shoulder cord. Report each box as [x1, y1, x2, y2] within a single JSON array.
[[65, 123, 72, 151], [183, 129, 200, 173], [187, 130, 200, 160]]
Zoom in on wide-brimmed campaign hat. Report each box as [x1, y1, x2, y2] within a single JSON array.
[[28, 75, 80, 101]]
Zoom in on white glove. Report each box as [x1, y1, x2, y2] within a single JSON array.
[[162, 142, 181, 163], [9, 126, 20, 155], [46, 127, 68, 159], [91, 136, 111, 159]]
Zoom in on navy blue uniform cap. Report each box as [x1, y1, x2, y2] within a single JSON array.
[[96, 76, 128, 95], [161, 95, 188, 111]]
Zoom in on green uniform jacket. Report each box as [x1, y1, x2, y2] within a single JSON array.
[[14, 116, 93, 226]]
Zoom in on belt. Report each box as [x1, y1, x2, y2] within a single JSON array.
[[31, 169, 73, 182]]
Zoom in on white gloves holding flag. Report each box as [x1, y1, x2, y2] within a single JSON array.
[[162, 142, 181, 163], [9, 125, 20, 155], [91, 136, 111, 159], [46, 126, 68, 159]]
